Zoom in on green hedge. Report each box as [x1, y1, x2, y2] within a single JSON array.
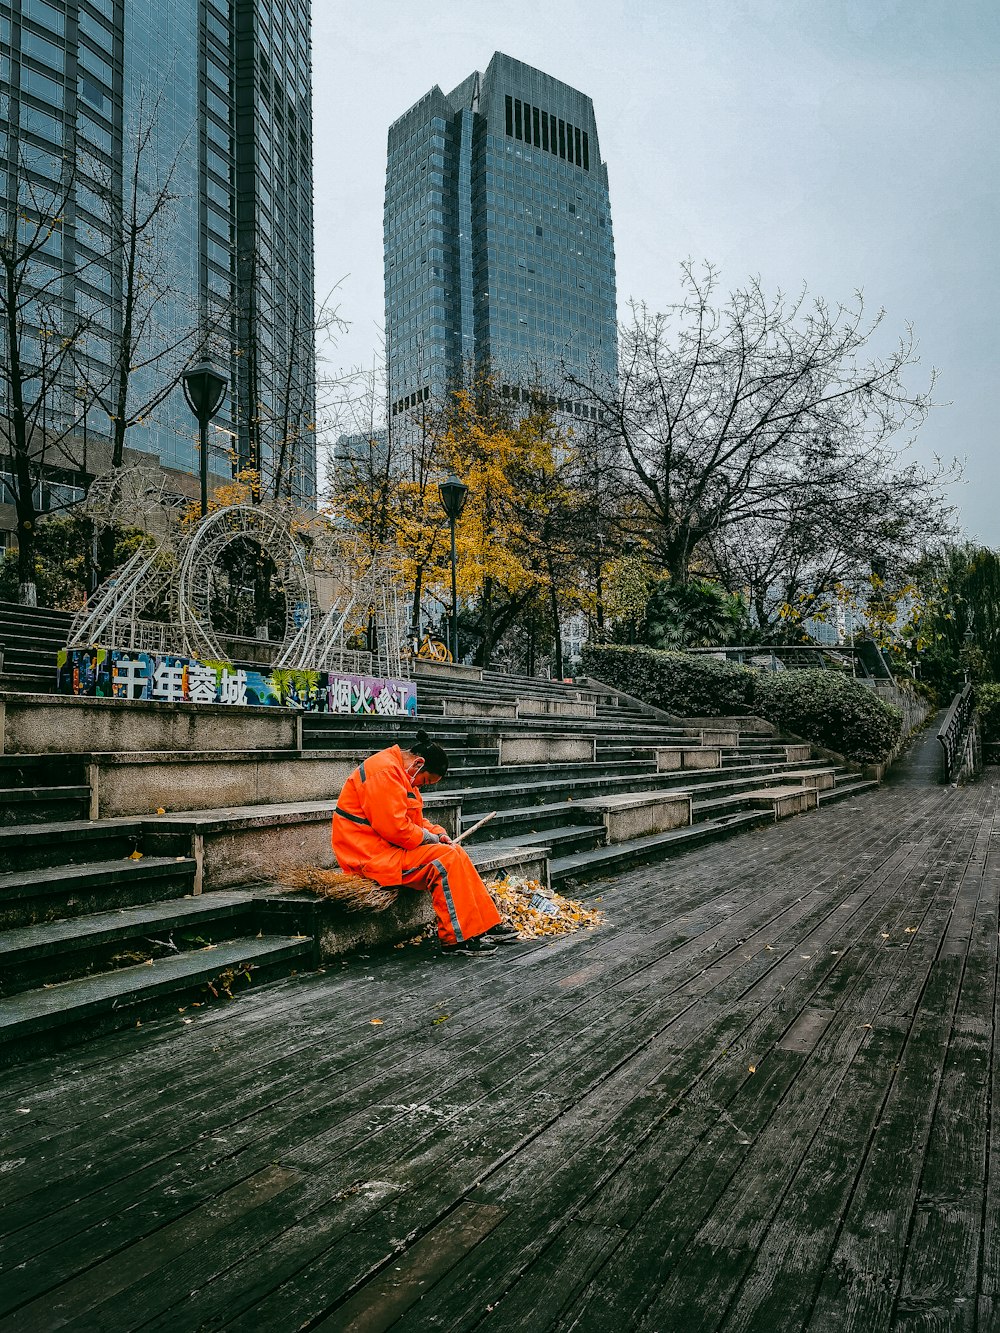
[[581, 644, 754, 717], [582, 644, 903, 763], [976, 683, 1000, 743], [752, 669, 902, 764]]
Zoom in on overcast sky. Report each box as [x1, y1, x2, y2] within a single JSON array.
[[312, 0, 999, 544]]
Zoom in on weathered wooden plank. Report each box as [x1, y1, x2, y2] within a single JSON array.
[[129, 885, 853, 1333], [0, 1165, 300, 1332], [801, 818, 991, 1333], [365, 826, 954, 1327], [555, 803, 984, 1331], [699, 820, 986, 1331], [895, 824, 997, 1309], [311, 1202, 505, 1332]]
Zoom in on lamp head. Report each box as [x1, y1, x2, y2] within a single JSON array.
[[182, 362, 228, 422], [439, 474, 469, 521]]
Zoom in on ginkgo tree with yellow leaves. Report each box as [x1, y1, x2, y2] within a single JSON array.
[[429, 379, 596, 670]]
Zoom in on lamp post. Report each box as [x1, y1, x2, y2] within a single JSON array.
[[439, 474, 469, 663], [182, 362, 228, 516]]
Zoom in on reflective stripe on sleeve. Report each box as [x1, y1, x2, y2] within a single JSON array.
[[334, 806, 371, 826]]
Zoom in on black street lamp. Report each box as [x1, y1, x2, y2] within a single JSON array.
[[182, 362, 229, 516], [439, 473, 469, 662]]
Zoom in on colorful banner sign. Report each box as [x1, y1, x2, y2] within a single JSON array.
[[56, 647, 417, 716]]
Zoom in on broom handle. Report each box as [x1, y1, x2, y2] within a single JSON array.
[[452, 810, 497, 846]]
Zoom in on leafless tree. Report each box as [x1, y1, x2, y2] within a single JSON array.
[[569, 261, 948, 585], [0, 147, 109, 604], [86, 86, 215, 471], [703, 443, 957, 636], [236, 229, 347, 499]]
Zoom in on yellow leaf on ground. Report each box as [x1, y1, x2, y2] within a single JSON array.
[[748, 1065, 757, 1074], [128, 850, 143, 861], [370, 1019, 384, 1025]]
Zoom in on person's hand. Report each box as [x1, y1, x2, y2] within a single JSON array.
[[436, 831, 452, 844]]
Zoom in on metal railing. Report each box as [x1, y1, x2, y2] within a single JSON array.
[[937, 683, 975, 783], [686, 642, 894, 680]]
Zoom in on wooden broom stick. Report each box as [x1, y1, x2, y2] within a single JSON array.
[[452, 810, 497, 845]]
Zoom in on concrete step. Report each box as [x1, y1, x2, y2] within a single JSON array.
[[302, 713, 692, 740], [0, 890, 257, 995], [0, 933, 313, 1066], [0, 818, 150, 873], [476, 823, 603, 859], [550, 811, 772, 886], [0, 637, 67, 657], [460, 799, 603, 839], [0, 784, 91, 824], [818, 777, 881, 805], [0, 753, 89, 782], [0, 622, 70, 646], [0, 855, 198, 929], [0, 599, 74, 629], [0, 670, 53, 692], [450, 759, 657, 787], [302, 721, 693, 748], [452, 763, 836, 815]]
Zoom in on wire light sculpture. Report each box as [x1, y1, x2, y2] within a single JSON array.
[[67, 490, 412, 677]]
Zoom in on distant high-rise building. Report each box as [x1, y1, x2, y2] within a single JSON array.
[[0, 0, 316, 506], [384, 52, 616, 425]]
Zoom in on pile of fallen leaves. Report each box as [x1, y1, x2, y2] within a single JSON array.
[[488, 874, 604, 939]]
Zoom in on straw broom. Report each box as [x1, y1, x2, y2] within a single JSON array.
[[280, 811, 497, 911]]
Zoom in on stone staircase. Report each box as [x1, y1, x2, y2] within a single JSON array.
[[0, 663, 879, 1063], [301, 701, 877, 889], [0, 763, 319, 1067], [0, 600, 72, 692]]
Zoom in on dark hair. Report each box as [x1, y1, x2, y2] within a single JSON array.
[[411, 728, 449, 778]]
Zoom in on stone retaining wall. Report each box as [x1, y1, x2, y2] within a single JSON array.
[[0, 693, 299, 755]]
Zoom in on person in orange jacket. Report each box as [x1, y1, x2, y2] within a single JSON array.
[[332, 729, 516, 955]]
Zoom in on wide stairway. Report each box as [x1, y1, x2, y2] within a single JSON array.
[[0, 663, 878, 1063], [0, 753, 318, 1067], [305, 664, 878, 884]]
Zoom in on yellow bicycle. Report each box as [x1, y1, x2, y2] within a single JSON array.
[[416, 635, 452, 662]]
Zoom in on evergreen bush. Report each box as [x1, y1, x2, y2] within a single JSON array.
[[581, 644, 754, 717], [975, 683, 1000, 743], [752, 668, 902, 764]]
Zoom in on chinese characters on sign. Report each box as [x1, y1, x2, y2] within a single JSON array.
[[325, 674, 416, 716], [56, 648, 418, 716]]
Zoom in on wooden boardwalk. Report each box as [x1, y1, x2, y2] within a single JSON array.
[[2, 725, 997, 1331]]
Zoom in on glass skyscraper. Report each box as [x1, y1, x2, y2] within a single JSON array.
[[384, 52, 617, 424], [0, 0, 316, 501]]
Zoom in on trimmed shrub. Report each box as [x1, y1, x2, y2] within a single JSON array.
[[976, 683, 1000, 743], [581, 643, 754, 717], [752, 669, 902, 764]]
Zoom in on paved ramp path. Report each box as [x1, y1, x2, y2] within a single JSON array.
[[1, 726, 997, 1332]]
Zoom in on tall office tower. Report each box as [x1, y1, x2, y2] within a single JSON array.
[[0, 0, 316, 508], [384, 52, 616, 426]]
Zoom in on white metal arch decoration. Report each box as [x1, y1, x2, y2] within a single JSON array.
[[176, 505, 313, 663]]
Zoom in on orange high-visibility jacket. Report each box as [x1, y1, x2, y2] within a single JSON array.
[[332, 745, 447, 885]]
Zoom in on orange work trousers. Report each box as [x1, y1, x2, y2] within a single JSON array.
[[400, 843, 502, 946]]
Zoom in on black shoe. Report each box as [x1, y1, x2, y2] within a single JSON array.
[[482, 926, 519, 945], [442, 934, 499, 956]]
